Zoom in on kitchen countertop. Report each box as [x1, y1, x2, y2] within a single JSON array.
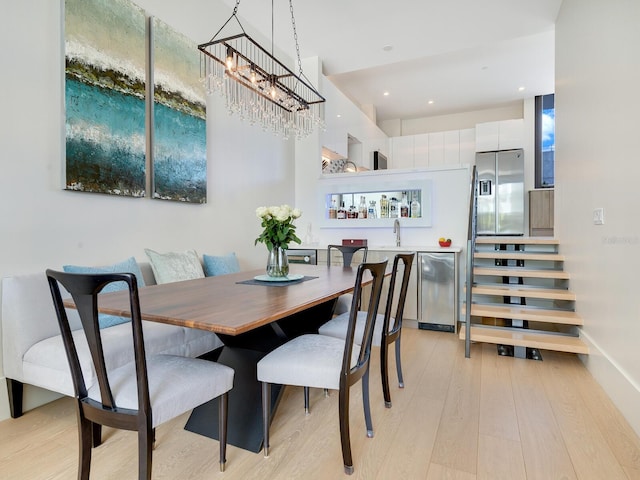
[[293, 244, 462, 253], [368, 245, 462, 253]]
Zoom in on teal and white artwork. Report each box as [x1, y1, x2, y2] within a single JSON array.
[[64, 0, 146, 197], [152, 17, 207, 204]]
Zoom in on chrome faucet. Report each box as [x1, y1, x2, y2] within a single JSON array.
[[393, 218, 401, 247]]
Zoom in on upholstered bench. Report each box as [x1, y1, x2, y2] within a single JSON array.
[[1, 253, 238, 418]]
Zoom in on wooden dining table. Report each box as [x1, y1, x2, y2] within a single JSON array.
[[92, 263, 379, 453]]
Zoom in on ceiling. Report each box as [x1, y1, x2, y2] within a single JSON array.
[[219, 0, 562, 123]]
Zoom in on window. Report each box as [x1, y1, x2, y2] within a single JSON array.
[[535, 94, 555, 188]]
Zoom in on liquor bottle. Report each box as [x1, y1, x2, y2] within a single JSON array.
[[411, 197, 421, 218], [328, 198, 337, 219], [389, 197, 398, 218], [368, 200, 377, 219], [337, 201, 346, 219], [400, 192, 409, 218], [358, 196, 367, 219], [380, 195, 389, 218]]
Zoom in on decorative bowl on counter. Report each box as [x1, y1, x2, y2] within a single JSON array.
[[438, 238, 452, 247]]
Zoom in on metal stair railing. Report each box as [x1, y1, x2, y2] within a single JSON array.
[[465, 165, 478, 358]]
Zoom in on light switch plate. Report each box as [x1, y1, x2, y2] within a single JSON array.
[[593, 208, 605, 225]]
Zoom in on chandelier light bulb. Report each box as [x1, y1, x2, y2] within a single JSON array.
[[225, 46, 235, 72]]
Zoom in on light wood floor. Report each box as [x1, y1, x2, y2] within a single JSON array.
[[3, 327, 640, 479]]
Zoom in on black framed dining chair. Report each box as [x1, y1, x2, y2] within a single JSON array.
[[46, 270, 235, 480], [327, 244, 369, 315], [318, 253, 415, 407], [256, 259, 388, 475], [327, 244, 368, 268]]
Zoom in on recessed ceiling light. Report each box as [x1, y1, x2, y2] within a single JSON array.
[[383, 91, 390, 96], [382, 45, 393, 52], [518, 86, 526, 91], [428, 100, 434, 105], [336, 114, 342, 118]]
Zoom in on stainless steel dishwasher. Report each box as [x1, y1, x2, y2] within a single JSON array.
[[418, 251, 458, 333]]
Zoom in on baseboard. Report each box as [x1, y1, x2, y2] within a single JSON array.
[[579, 330, 640, 438], [404, 319, 418, 329]]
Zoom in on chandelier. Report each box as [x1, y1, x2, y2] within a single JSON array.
[[198, 0, 326, 139]]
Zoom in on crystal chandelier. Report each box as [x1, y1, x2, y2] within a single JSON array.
[[198, 0, 326, 139]]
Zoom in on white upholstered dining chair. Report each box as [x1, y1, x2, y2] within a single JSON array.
[[46, 269, 235, 479], [318, 252, 415, 407], [256, 259, 388, 475]]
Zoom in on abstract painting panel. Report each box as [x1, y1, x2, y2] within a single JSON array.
[[152, 17, 207, 204], [64, 0, 146, 197]]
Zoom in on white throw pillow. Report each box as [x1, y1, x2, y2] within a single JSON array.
[[144, 248, 205, 284]]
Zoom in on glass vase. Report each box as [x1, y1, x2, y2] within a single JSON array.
[[266, 246, 289, 277]]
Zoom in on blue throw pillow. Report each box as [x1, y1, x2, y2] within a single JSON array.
[[63, 256, 146, 328], [203, 253, 240, 276]]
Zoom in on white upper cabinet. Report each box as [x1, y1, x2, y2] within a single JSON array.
[[413, 133, 429, 168], [428, 132, 445, 166], [475, 122, 500, 151], [322, 129, 348, 159], [498, 119, 524, 150], [389, 127, 478, 169], [390, 135, 415, 169], [475, 119, 523, 152], [459, 128, 476, 164], [443, 130, 460, 165]]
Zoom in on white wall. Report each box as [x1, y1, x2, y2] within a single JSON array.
[[295, 58, 390, 247], [556, 0, 640, 435], [0, 0, 296, 420]]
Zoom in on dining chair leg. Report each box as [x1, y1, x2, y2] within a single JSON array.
[[338, 385, 354, 475], [362, 368, 374, 437], [261, 382, 270, 458], [91, 422, 102, 447], [138, 423, 153, 480], [380, 341, 392, 408], [219, 392, 228, 472], [304, 386, 310, 414], [395, 336, 405, 388], [78, 411, 92, 480]]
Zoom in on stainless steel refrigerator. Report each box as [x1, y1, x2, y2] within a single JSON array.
[[476, 149, 524, 235]]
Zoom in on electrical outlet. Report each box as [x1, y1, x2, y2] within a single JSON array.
[[593, 208, 605, 225]]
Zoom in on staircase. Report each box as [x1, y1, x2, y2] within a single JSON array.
[[460, 236, 588, 358]]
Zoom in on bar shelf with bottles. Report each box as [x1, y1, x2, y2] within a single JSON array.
[[318, 173, 432, 228], [323, 189, 429, 228]]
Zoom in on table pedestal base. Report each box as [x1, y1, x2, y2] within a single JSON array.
[[185, 299, 335, 452], [185, 346, 282, 453]]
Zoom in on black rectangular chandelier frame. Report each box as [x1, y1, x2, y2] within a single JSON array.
[[198, 32, 325, 114]]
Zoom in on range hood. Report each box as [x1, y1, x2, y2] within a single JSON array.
[[322, 146, 346, 161]]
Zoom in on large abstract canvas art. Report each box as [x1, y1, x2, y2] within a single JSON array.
[[151, 17, 207, 204], [64, 0, 146, 197]]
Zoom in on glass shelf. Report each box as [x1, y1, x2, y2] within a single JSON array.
[[318, 174, 432, 228]]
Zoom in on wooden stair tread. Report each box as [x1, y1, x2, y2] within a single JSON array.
[[462, 304, 583, 325], [472, 284, 576, 301], [474, 251, 565, 261], [475, 236, 559, 245], [459, 325, 588, 354], [474, 267, 570, 279], [467, 236, 587, 356]]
